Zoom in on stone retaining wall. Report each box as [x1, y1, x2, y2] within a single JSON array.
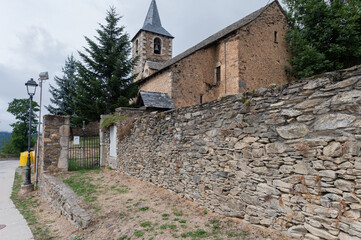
[[40, 174, 91, 229], [105, 65, 361, 240]]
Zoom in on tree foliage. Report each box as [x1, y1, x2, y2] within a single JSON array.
[[1, 99, 39, 154], [71, 7, 138, 124], [284, 0, 361, 78], [47, 55, 77, 116]]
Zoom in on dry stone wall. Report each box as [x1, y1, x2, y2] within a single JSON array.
[[40, 174, 91, 229], [108, 65, 361, 240]]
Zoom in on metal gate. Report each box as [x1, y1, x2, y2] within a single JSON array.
[[68, 135, 100, 171]]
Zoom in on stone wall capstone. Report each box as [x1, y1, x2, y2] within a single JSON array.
[[103, 65, 361, 240]]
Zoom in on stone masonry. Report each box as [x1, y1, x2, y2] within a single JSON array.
[[40, 174, 91, 229], [103, 65, 361, 240], [39, 115, 70, 173], [137, 1, 291, 108]]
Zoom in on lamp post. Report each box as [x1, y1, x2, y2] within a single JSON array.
[[24, 79, 38, 187], [35, 72, 49, 185]]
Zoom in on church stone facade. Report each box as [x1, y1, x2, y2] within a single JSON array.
[[132, 0, 291, 108]]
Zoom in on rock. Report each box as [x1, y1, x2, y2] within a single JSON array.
[[257, 183, 280, 196], [352, 156, 361, 168], [281, 109, 302, 117], [266, 142, 286, 154], [350, 222, 361, 236], [314, 207, 338, 218], [335, 179, 354, 192], [344, 193, 361, 203], [234, 142, 248, 150], [319, 170, 337, 179], [295, 99, 325, 110], [314, 114, 356, 130], [304, 223, 338, 240], [273, 180, 293, 189], [303, 77, 330, 90], [206, 129, 219, 137], [243, 137, 257, 143], [331, 90, 361, 105], [294, 161, 312, 175], [346, 210, 361, 220], [288, 225, 308, 235], [276, 123, 309, 139], [305, 233, 322, 240], [212, 172, 229, 179], [280, 165, 294, 174], [323, 76, 359, 91], [339, 232, 361, 240], [323, 142, 342, 157], [344, 142, 359, 156]]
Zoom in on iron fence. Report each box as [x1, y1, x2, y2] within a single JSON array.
[[68, 135, 100, 171]]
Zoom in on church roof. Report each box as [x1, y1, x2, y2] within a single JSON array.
[[146, 61, 163, 70], [132, 0, 173, 40], [139, 1, 285, 84], [138, 91, 175, 109]]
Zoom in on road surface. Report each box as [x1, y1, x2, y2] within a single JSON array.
[[0, 160, 34, 240]]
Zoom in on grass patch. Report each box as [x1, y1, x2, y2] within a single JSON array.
[[134, 230, 145, 237], [181, 229, 210, 238], [11, 171, 53, 240], [226, 230, 249, 237], [139, 206, 149, 211], [173, 210, 183, 216], [63, 170, 98, 203], [101, 114, 129, 129], [141, 221, 152, 227]]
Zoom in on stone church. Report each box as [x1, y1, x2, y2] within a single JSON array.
[[132, 0, 291, 108]]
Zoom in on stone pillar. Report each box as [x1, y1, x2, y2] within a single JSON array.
[[40, 115, 70, 173]]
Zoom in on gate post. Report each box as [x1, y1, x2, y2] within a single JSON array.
[[40, 115, 70, 173], [58, 117, 70, 170]]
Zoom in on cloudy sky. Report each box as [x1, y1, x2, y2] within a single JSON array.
[[0, 0, 277, 132]]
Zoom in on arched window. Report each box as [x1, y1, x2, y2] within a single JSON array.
[[154, 37, 161, 54], [135, 39, 139, 54]]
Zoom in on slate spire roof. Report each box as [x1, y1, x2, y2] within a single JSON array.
[[140, 0, 173, 38]]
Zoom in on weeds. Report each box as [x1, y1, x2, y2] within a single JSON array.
[[141, 221, 152, 227], [11, 172, 53, 240]]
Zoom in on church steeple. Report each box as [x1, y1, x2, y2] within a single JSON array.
[[141, 0, 173, 38], [132, 0, 174, 81]]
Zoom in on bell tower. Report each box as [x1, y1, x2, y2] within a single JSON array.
[[132, 0, 174, 81]]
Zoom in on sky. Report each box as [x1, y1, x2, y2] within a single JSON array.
[[0, 0, 276, 132]]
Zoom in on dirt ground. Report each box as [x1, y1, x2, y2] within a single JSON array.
[[29, 169, 293, 240]]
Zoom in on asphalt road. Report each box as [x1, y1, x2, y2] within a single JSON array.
[[0, 160, 34, 240]]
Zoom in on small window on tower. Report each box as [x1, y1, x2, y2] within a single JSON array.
[[135, 39, 139, 54], [154, 38, 161, 54], [274, 31, 278, 43], [216, 66, 221, 86]]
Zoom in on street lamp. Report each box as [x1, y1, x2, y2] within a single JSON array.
[[35, 72, 49, 185], [24, 78, 38, 187]]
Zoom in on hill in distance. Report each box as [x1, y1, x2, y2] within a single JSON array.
[[0, 131, 11, 150]]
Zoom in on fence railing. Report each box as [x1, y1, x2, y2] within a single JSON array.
[[68, 136, 100, 171]]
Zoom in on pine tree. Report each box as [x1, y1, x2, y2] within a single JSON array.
[[46, 55, 77, 115], [72, 7, 137, 124], [284, 0, 361, 79]]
